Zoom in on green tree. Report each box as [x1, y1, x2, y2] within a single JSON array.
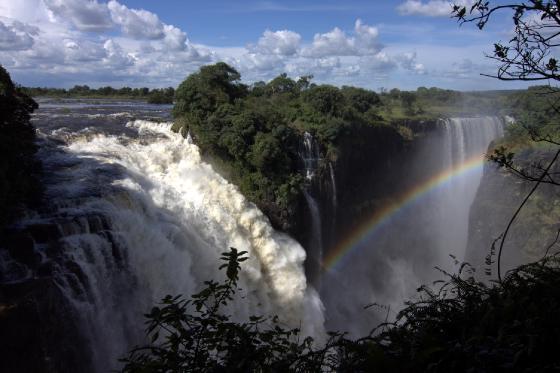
[[303, 85, 345, 116], [266, 73, 297, 95], [341, 86, 380, 113], [400, 91, 416, 115], [173, 62, 247, 120], [120, 249, 328, 372]]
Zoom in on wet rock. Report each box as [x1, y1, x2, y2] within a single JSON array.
[[0, 278, 94, 373], [4, 231, 38, 267], [27, 223, 61, 244]]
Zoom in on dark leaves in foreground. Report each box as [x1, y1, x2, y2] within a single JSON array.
[[122, 249, 560, 372]]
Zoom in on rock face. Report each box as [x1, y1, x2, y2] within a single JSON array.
[[300, 120, 439, 259], [0, 64, 41, 230], [0, 215, 116, 373], [466, 147, 560, 279]]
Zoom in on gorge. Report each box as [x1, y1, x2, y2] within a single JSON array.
[[5, 57, 560, 373], [0, 94, 512, 371]]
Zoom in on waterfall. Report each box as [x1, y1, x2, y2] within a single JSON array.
[[328, 162, 338, 249], [436, 117, 505, 263], [186, 129, 193, 144], [329, 162, 337, 211], [301, 131, 321, 180], [321, 116, 505, 336], [303, 190, 324, 287], [299, 132, 324, 287], [12, 119, 325, 372]]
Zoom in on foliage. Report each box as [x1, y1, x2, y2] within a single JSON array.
[[171, 62, 559, 232], [120, 248, 324, 372], [123, 248, 560, 372], [454, 1, 560, 82], [21, 85, 175, 104], [0, 65, 41, 232], [172, 63, 392, 230]]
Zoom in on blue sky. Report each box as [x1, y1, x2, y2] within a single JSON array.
[[0, 0, 531, 91]]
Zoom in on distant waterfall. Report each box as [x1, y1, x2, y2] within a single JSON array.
[[329, 162, 337, 211], [303, 190, 324, 287], [301, 131, 321, 180], [328, 162, 338, 247], [299, 132, 324, 286], [321, 116, 505, 336], [10, 119, 325, 372], [436, 117, 505, 263]]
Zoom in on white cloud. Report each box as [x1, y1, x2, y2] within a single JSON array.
[[108, 0, 164, 39], [303, 27, 355, 57], [0, 0, 54, 24], [44, 0, 112, 31], [302, 20, 381, 57], [354, 19, 381, 52], [162, 24, 187, 51], [358, 52, 399, 77], [0, 20, 37, 50], [397, 0, 474, 17], [397, 52, 426, 74], [64, 39, 106, 61], [0, 1, 439, 90], [252, 29, 301, 56], [102, 39, 134, 69]]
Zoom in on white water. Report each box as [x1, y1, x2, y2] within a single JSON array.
[[301, 131, 321, 180], [41, 120, 325, 371]]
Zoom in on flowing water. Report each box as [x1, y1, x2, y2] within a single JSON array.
[[9, 99, 324, 372]]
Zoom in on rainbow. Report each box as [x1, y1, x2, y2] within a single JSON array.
[[323, 154, 488, 271]]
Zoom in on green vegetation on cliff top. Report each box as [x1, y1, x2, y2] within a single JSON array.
[[170, 62, 526, 231], [171, 63, 401, 230], [21, 85, 175, 104]]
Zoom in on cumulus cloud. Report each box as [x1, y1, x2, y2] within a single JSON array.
[[302, 19, 381, 57], [108, 0, 164, 39], [359, 52, 398, 75], [44, 0, 112, 31], [0, 0, 431, 89], [354, 19, 381, 51], [106, 1, 192, 51], [64, 39, 106, 62], [397, 0, 473, 17], [252, 29, 301, 56], [102, 39, 134, 69], [303, 27, 355, 57], [0, 19, 37, 50], [398, 52, 426, 74], [162, 24, 187, 51]]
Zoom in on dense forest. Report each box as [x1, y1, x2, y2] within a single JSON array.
[[21, 85, 175, 104], [169, 62, 543, 234]]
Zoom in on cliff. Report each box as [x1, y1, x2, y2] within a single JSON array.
[[466, 147, 560, 278], [0, 65, 41, 231]]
